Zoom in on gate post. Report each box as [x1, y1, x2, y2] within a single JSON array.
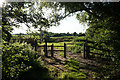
[[64, 43, 66, 58], [45, 40, 47, 57], [83, 43, 86, 59], [85, 39, 90, 59], [44, 45, 45, 53], [86, 46, 90, 59], [51, 44, 54, 57], [35, 39, 37, 51]]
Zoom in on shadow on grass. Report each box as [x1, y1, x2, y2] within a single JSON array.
[[78, 57, 120, 79], [19, 60, 52, 80]]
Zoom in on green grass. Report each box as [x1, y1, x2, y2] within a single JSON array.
[[60, 52, 64, 57], [11, 35, 40, 40], [38, 41, 74, 50], [39, 42, 73, 45], [50, 36, 61, 38], [59, 72, 87, 79], [50, 36, 75, 39], [58, 59, 87, 79]]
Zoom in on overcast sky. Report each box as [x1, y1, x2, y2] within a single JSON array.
[[0, 1, 89, 34], [12, 15, 89, 34]]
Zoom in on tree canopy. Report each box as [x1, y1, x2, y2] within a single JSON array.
[[2, 2, 55, 42], [2, 2, 120, 56], [40, 2, 120, 57], [2, 2, 120, 79]]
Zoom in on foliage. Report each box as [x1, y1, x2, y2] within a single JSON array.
[[60, 52, 64, 57], [2, 2, 31, 42], [73, 32, 77, 36], [2, 1, 120, 79], [40, 2, 120, 60], [70, 36, 85, 53], [85, 21, 120, 60], [2, 2, 53, 42], [60, 72, 86, 80], [70, 45, 81, 54], [2, 42, 51, 80], [62, 59, 86, 79], [11, 32, 83, 43]]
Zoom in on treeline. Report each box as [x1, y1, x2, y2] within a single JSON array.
[[13, 31, 85, 37], [48, 32, 85, 37]]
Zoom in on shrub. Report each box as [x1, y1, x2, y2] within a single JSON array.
[[70, 45, 82, 53], [2, 42, 51, 80]]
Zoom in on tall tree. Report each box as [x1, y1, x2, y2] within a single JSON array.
[[2, 2, 31, 42], [2, 2, 52, 42], [40, 2, 120, 56]]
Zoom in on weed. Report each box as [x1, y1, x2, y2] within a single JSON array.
[[63, 59, 87, 79], [60, 52, 64, 57]]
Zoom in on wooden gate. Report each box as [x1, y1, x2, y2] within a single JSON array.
[[35, 40, 67, 58], [83, 39, 112, 59]]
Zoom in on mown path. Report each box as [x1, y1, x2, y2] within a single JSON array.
[[38, 46, 109, 79]]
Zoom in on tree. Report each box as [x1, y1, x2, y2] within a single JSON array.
[[40, 2, 120, 57], [2, 2, 120, 56], [2, 2, 53, 80], [73, 32, 77, 36], [2, 2, 54, 42], [2, 2, 29, 42]]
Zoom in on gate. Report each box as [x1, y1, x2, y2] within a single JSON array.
[[35, 40, 67, 58]]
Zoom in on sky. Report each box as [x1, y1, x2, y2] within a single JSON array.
[[1, 0, 89, 34], [0, 0, 4, 7], [12, 15, 89, 34]]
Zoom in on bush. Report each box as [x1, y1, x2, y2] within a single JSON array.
[[70, 45, 81, 53], [70, 37, 85, 54], [2, 42, 51, 80]]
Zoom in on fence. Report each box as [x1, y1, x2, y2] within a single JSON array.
[[11, 38, 113, 59], [35, 40, 67, 58], [10, 39, 67, 58], [83, 39, 112, 59]]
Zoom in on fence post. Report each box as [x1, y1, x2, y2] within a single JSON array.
[[64, 43, 66, 58], [85, 39, 90, 59], [45, 40, 47, 57], [83, 43, 86, 59], [51, 44, 54, 57], [35, 39, 37, 51], [44, 45, 45, 53], [86, 46, 90, 59]]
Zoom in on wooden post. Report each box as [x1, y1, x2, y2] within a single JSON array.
[[83, 43, 86, 59], [85, 39, 89, 59], [64, 43, 66, 58], [86, 46, 90, 59], [45, 40, 47, 57], [51, 44, 54, 57], [44, 45, 45, 53], [35, 39, 37, 51]]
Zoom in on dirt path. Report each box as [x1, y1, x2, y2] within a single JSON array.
[[38, 47, 106, 79]]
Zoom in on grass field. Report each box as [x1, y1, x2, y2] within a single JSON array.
[[38, 41, 74, 50], [11, 35, 86, 54]]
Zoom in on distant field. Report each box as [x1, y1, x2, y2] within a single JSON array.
[[50, 36, 75, 39], [11, 35, 85, 51], [38, 42, 74, 50], [12, 35, 40, 39]]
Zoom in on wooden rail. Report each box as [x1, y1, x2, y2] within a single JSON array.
[[47, 50, 64, 51], [34, 40, 67, 58], [83, 39, 111, 59]]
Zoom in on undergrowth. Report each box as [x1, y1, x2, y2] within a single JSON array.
[[62, 59, 87, 79]]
